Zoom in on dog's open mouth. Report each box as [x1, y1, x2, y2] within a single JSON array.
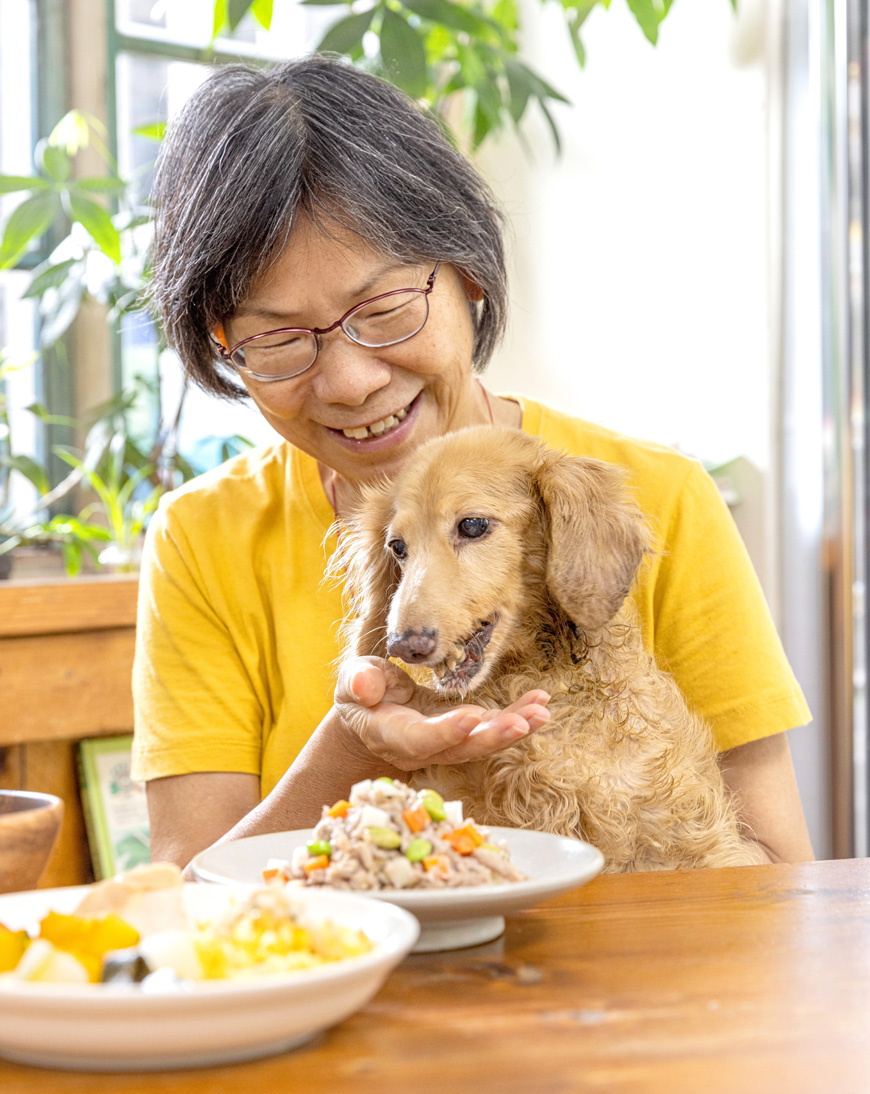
[[432, 617, 497, 690]]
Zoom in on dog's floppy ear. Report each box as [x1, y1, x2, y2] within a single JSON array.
[[534, 451, 649, 631], [329, 482, 400, 658]]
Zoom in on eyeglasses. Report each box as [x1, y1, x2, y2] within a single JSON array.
[[214, 262, 441, 383]]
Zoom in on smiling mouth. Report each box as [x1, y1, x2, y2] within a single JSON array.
[[339, 400, 413, 441], [432, 617, 497, 690]]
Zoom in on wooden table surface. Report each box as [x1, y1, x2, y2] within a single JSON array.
[[2, 857, 868, 1094]]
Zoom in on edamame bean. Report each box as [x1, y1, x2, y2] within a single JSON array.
[[366, 826, 402, 849], [419, 789, 446, 822], [406, 838, 433, 862]]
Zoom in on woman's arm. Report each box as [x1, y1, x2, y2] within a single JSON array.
[[147, 657, 551, 871], [719, 732, 815, 864]]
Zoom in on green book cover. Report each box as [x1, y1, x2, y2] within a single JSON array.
[[77, 736, 150, 880]]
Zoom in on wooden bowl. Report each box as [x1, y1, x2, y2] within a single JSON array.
[[0, 791, 64, 894]]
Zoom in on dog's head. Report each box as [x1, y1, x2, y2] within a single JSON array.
[[335, 426, 650, 694]]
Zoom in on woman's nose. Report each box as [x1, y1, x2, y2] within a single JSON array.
[[311, 331, 392, 406]]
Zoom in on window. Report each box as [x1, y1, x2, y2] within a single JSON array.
[[108, 0, 328, 467]]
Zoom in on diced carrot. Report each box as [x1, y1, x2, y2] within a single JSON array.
[[422, 855, 449, 878], [443, 825, 485, 856], [402, 805, 429, 833], [261, 867, 281, 883], [304, 855, 330, 873], [327, 799, 351, 819]]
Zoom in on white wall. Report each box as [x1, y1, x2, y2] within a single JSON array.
[[480, 0, 776, 590]]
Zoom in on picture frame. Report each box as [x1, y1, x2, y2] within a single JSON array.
[[77, 735, 150, 880]]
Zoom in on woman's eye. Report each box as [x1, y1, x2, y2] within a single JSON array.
[[457, 518, 489, 539], [389, 539, 408, 559]]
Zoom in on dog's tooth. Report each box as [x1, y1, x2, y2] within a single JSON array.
[[445, 654, 458, 672], [452, 643, 465, 662]]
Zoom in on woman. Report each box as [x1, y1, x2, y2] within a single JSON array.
[[133, 55, 815, 871]]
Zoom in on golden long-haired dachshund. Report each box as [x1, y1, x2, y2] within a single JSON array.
[[334, 426, 759, 872]]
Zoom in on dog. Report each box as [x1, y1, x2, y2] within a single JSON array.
[[334, 425, 759, 872]]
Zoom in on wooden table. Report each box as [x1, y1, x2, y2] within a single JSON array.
[[1, 858, 868, 1094]]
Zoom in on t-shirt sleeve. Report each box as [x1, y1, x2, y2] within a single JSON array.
[[646, 460, 812, 751], [130, 497, 264, 783]]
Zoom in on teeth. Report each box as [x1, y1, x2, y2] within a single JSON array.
[[444, 643, 465, 672], [342, 404, 411, 440]]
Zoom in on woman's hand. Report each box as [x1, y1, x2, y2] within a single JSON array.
[[334, 656, 551, 769]]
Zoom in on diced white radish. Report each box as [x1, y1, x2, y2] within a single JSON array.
[[443, 800, 464, 826], [349, 779, 372, 803], [369, 780, 406, 802], [359, 804, 390, 828], [383, 856, 418, 888]]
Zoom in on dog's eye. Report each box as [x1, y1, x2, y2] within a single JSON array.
[[388, 539, 408, 559], [457, 517, 489, 539]]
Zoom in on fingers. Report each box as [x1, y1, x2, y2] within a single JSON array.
[[334, 662, 552, 770], [335, 656, 417, 708], [422, 699, 550, 765]]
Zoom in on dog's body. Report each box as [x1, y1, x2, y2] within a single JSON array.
[[336, 426, 758, 872]]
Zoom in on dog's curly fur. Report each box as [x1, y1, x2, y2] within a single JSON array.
[[333, 426, 759, 872]]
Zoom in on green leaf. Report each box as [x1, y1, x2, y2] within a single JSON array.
[[567, 10, 588, 67], [625, 0, 672, 46], [0, 176, 50, 195], [213, 0, 228, 37], [61, 540, 83, 576], [300, 0, 352, 6], [379, 9, 429, 98], [37, 140, 71, 183], [250, 0, 273, 27], [73, 177, 128, 195], [504, 58, 531, 123], [0, 191, 61, 269], [49, 110, 95, 156], [22, 403, 78, 428], [519, 61, 571, 105], [317, 9, 376, 54], [21, 257, 78, 298], [400, 0, 496, 38], [67, 194, 122, 264], [133, 120, 167, 142], [0, 455, 50, 494], [228, 0, 254, 29]]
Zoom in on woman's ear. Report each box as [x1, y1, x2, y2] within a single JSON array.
[[459, 271, 485, 302], [534, 452, 650, 632], [329, 483, 400, 658]]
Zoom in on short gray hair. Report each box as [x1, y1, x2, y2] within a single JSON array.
[[149, 54, 508, 399]]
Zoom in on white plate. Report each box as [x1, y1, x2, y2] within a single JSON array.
[[0, 883, 419, 1071], [192, 828, 605, 952]]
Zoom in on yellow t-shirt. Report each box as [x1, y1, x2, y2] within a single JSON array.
[[131, 395, 811, 796]]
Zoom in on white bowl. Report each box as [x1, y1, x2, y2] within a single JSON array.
[[0, 883, 419, 1071], [192, 827, 605, 952]]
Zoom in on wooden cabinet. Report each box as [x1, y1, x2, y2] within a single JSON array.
[[0, 576, 139, 887]]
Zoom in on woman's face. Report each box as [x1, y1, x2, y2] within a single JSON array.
[[221, 217, 480, 486]]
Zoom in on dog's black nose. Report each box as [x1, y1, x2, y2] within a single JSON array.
[[387, 628, 438, 663]]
